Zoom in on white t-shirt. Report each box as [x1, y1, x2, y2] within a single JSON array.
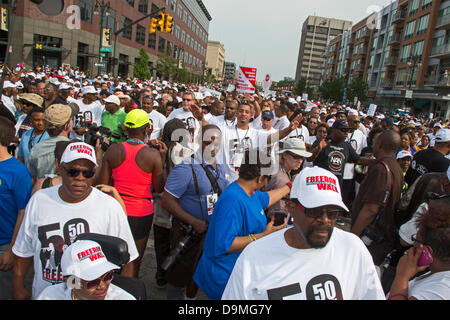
[[258, 127, 279, 175], [272, 115, 290, 130], [71, 99, 104, 140], [408, 271, 450, 300], [37, 283, 136, 300], [284, 125, 310, 144], [166, 107, 200, 151], [217, 125, 262, 183], [148, 109, 167, 140], [222, 228, 385, 300], [343, 129, 367, 180], [12, 186, 139, 300]]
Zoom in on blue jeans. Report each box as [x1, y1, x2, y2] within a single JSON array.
[[0, 244, 13, 300]]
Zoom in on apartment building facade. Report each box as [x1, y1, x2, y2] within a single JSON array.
[[205, 40, 225, 79], [295, 16, 352, 88], [322, 0, 450, 119], [1, 0, 211, 78]]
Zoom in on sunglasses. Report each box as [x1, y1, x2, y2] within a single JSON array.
[[85, 271, 114, 290], [339, 128, 350, 133], [62, 165, 96, 179], [262, 117, 273, 121], [183, 98, 192, 101], [296, 202, 343, 220]]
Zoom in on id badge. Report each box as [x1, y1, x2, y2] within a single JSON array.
[[206, 193, 218, 215], [232, 152, 243, 171]]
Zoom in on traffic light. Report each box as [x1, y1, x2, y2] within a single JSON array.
[[157, 13, 165, 32], [149, 17, 158, 34], [165, 15, 173, 33]]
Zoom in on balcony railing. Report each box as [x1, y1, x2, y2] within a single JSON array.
[[424, 75, 450, 86], [380, 78, 393, 87], [357, 47, 368, 55], [354, 64, 364, 72], [436, 13, 450, 29], [388, 33, 401, 45], [392, 10, 406, 23], [430, 43, 450, 58], [385, 56, 398, 66]]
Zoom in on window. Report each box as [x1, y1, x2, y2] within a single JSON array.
[[124, 0, 135, 7], [416, 14, 429, 35], [175, 25, 181, 39], [158, 37, 166, 53], [407, 66, 419, 86], [181, 29, 186, 43], [186, 34, 190, 45], [400, 44, 411, 63], [183, 12, 188, 24], [409, 0, 419, 16], [148, 33, 156, 49], [412, 40, 424, 59], [79, 0, 93, 23], [396, 68, 406, 86], [171, 0, 176, 11], [404, 20, 416, 40], [188, 16, 192, 29], [422, 0, 432, 9], [138, 0, 148, 14], [136, 25, 146, 45], [120, 16, 133, 40], [178, 4, 183, 18]]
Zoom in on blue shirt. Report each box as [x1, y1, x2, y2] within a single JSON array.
[[0, 157, 32, 245], [17, 129, 50, 165], [193, 182, 270, 299], [164, 157, 229, 222]]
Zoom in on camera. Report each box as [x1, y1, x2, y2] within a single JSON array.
[[361, 224, 384, 246], [161, 224, 196, 271], [147, 143, 160, 150], [84, 123, 122, 152]]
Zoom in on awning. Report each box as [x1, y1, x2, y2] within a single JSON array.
[[77, 52, 98, 58]]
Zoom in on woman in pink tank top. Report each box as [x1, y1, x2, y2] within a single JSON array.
[[97, 109, 166, 278]]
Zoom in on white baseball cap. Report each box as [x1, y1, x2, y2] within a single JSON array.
[[61, 240, 120, 281], [435, 128, 450, 143], [59, 83, 72, 90], [327, 118, 336, 127], [49, 78, 61, 86], [291, 166, 348, 211], [396, 150, 413, 160], [103, 95, 120, 106], [3, 80, 16, 89], [81, 86, 97, 95], [60, 142, 98, 167]]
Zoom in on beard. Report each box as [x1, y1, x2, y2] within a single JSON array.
[[305, 224, 334, 248]]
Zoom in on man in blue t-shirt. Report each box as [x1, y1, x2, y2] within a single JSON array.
[[161, 124, 229, 300], [17, 107, 50, 165], [0, 116, 32, 299], [193, 149, 291, 300]]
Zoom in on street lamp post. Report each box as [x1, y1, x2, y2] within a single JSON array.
[[94, 0, 110, 76], [406, 55, 421, 111]]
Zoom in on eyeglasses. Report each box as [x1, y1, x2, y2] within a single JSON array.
[[411, 234, 427, 245], [183, 98, 193, 101], [296, 202, 343, 220], [62, 165, 96, 179], [351, 120, 361, 124], [85, 271, 114, 290]]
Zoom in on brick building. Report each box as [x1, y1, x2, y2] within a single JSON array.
[[322, 0, 450, 119], [0, 0, 212, 79]]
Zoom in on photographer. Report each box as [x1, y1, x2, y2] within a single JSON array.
[[101, 95, 126, 143], [161, 124, 229, 300], [97, 109, 165, 278]]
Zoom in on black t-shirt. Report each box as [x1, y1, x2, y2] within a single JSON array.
[[313, 139, 360, 188], [404, 148, 450, 187]]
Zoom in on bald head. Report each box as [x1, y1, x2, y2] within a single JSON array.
[[375, 129, 400, 156]]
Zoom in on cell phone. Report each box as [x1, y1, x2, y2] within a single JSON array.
[[414, 246, 433, 267], [272, 212, 286, 227]]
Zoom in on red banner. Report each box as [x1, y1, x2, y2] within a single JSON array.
[[237, 66, 257, 94]]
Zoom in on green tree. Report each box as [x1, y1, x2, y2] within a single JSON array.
[[347, 77, 368, 104], [133, 48, 152, 80], [293, 77, 307, 96], [319, 77, 346, 102], [156, 46, 178, 80]]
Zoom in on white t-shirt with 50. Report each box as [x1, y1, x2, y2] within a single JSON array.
[[12, 186, 139, 300], [222, 228, 385, 300]]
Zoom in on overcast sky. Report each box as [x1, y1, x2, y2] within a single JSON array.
[[203, 0, 395, 82]]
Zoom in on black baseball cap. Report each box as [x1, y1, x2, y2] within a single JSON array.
[[332, 119, 350, 129]]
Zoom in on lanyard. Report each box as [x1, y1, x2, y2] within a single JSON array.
[[225, 118, 235, 127], [28, 130, 44, 151], [235, 126, 249, 150], [126, 138, 144, 145]]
